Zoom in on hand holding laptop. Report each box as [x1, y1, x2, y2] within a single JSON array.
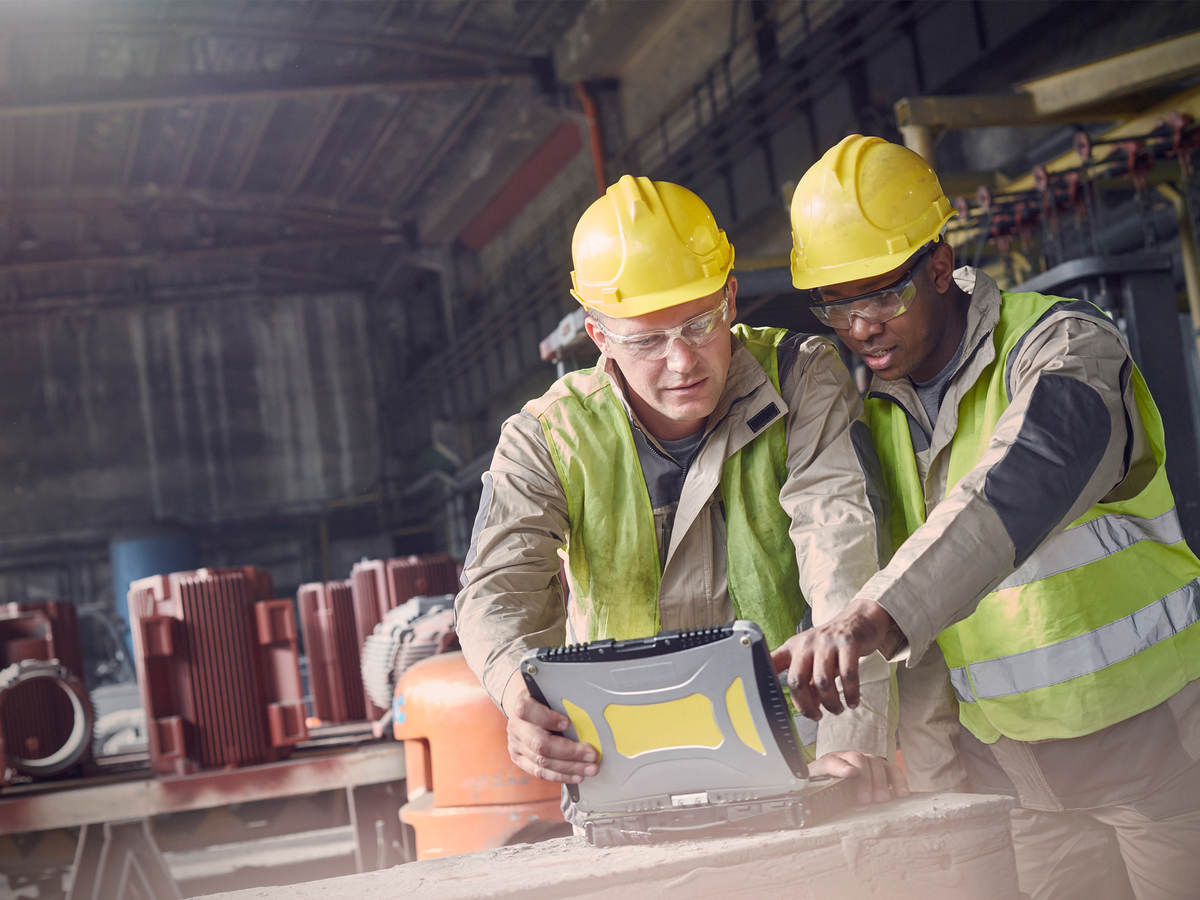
[[810, 749, 909, 804], [501, 674, 599, 784]]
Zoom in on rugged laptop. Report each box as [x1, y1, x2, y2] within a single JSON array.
[[521, 619, 854, 846]]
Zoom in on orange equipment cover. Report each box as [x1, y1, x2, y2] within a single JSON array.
[[393, 651, 563, 858]]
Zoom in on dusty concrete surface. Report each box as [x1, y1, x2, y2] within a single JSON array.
[[200, 792, 1019, 900]]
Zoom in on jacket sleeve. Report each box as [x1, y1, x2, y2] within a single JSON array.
[[454, 410, 570, 708], [779, 335, 897, 758], [862, 311, 1141, 664]]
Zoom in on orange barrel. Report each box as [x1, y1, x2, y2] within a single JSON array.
[[393, 652, 564, 859]]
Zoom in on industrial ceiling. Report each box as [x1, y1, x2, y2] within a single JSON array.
[[0, 0, 586, 314]]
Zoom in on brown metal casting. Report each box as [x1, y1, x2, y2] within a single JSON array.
[[298, 580, 367, 725], [0, 600, 84, 679], [385, 554, 461, 610], [0, 601, 91, 786], [349, 559, 392, 719], [349, 554, 461, 719], [0, 659, 93, 784], [128, 567, 307, 776]]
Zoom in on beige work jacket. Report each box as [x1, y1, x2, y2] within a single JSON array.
[[456, 332, 896, 759], [862, 266, 1200, 806]]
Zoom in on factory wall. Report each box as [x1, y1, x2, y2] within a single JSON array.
[[0, 290, 379, 547]]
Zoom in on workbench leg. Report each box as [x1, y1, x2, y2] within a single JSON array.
[[347, 780, 408, 872], [66, 819, 181, 900]]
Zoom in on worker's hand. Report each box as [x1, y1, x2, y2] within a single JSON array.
[[500, 674, 599, 784], [810, 750, 909, 805], [771, 597, 903, 719]]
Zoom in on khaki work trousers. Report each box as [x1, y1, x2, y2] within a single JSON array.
[[1008, 793, 1200, 900]]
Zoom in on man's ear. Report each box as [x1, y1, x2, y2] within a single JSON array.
[[928, 242, 957, 293], [725, 275, 738, 321], [584, 315, 607, 353]]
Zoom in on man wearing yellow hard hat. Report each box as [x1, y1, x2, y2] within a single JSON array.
[[456, 174, 906, 808], [774, 134, 1200, 897]]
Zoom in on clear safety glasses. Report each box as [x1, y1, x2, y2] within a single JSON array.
[[809, 245, 933, 330], [597, 292, 730, 361]]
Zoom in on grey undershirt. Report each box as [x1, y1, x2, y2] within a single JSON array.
[[633, 427, 704, 567], [912, 332, 967, 431]]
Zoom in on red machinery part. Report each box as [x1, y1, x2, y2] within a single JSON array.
[[350, 554, 461, 719], [385, 554, 460, 609], [1075, 130, 1092, 164], [0, 658, 94, 783], [0, 600, 91, 786], [0, 600, 84, 680], [297, 580, 367, 724], [1167, 111, 1198, 178], [1115, 140, 1153, 192], [349, 559, 391, 718], [128, 567, 308, 775], [392, 652, 564, 860]]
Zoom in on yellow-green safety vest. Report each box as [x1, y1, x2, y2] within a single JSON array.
[[867, 291, 1200, 743], [526, 324, 807, 653]]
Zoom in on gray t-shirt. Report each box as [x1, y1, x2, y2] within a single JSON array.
[[633, 427, 705, 566], [912, 333, 967, 431]]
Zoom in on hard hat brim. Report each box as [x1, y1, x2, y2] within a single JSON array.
[[572, 267, 732, 319], [791, 212, 954, 290]]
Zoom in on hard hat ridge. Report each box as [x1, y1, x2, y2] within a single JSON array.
[[614, 172, 652, 222], [570, 174, 734, 318]]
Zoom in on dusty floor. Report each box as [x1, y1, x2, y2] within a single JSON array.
[[200, 792, 1020, 900]]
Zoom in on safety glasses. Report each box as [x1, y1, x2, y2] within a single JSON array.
[[596, 291, 729, 361], [809, 245, 933, 329]]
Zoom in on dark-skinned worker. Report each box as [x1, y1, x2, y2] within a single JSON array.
[[774, 134, 1200, 899], [456, 174, 908, 815]]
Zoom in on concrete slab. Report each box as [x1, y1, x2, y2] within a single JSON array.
[[200, 792, 1019, 900]]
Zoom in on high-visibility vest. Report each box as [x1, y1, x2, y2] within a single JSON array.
[[867, 291, 1200, 743], [526, 324, 807, 652]]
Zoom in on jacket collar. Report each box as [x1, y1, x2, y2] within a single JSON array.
[[597, 335, 785, 452]]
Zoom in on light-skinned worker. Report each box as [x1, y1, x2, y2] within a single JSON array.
[[774, 134, 1200, 898], [456, 174, 908, 808]]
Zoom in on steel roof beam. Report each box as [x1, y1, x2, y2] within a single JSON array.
[[1, 185, 396, 228], [388, 87, 492, 211], [0, 229, 411, 275], [897, 31, 1200, 132], [1019, 30, 1200, 115], [0, 70, 531, 120], [333, 97, 410, 206], [0, 20, 533, 69], [174, 103, 211, 187], [894, 92, 1139, 130], [284, 95, 348, 196], [232, 100, 279, 192]]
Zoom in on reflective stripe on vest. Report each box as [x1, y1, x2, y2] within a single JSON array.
[[995, 508, 1184, 591], [866, 290, 1200, 742], [527, 324, 807, 652], [949, 576, 1200, 702]]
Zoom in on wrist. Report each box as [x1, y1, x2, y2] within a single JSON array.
[[854, 597, 904, 657]]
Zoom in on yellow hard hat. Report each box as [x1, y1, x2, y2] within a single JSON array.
[[570, 175, 734, 318], [789, 134, 955, 289]]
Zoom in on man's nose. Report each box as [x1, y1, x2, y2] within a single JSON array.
[[847, 315, 884, 342], [664, 336, 697, 370]]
